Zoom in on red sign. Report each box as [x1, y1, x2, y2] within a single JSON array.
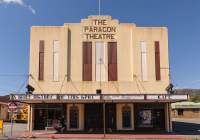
[[8, 102, 17, 112]]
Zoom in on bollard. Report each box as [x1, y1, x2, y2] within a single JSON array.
[[0, 120, 3, 136]]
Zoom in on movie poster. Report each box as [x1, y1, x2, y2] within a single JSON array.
[[139, 110, 153, 128]]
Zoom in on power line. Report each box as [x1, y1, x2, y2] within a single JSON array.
[[29, 74, 44, 94], [59, 75, 67, 94], [133, 75, 142, 94], [0, 74, 28, 77]]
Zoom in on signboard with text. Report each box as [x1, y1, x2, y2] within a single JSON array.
[[82, 18, 117, 40], [10, 94, 188, 103], [8, 102, 17, 113]]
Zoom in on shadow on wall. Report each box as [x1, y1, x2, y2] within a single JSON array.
[[173, 121, 200, 135]]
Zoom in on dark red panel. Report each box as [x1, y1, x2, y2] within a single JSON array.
[[155, 41, 161, 81], [108, 42, 117, 81], [83, 42, 92, 81], [38, 40, 44, 81]]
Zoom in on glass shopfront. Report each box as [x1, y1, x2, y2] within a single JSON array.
[[32, 103, 166, 132], [134, 103, 165, 131], [34, 104, 66, 130]]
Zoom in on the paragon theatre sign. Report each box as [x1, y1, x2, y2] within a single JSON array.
[[83, 19, 116, 40]]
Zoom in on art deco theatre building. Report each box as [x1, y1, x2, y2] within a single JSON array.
[[11, 16, 188, 133]]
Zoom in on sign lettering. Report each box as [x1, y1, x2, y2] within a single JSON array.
[[83, 19, 116, 40]]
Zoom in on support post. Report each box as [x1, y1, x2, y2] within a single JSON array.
[[10, 111, 13, 137], [168, 103, 172, 132], [29, 104, 32, 133], [103, 101, 106, 137]]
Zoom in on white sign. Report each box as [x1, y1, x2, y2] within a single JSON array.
[[146, 94, 188, 100], [10, 94, 188, 102], [60, 95, 100, 100], [8, 102, 17, 112], [103, 95, 144, 100]]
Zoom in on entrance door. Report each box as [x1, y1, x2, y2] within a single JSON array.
[[152, 109, 165, 130], [85, 104, 103, 131], [105, 103, 116, 131], [34, 108, 46, 130]]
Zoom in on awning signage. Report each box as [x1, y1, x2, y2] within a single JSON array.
[[12, 94, 100, 101], [60, 95, 100, 100], [146, 94, 188, 100], [103, 95, 144, 100], [10, 94, 188, 103]]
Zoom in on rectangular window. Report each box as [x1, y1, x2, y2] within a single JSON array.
[[177, 109, 183, 116], [83, 42, 92, 81], [53, 41, 59, 81], [192, 109, 199, 113], [155, 41, 161, 81], [108, 42, 117, 81], [95, 42, 106, 81], [38, 40, 44, 81], [141, 41, 147, 81]]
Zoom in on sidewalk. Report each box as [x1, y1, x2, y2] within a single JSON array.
[[2, 121, 200, 140], [11, 131, 196, 140]]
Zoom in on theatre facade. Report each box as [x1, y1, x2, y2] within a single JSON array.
[[10, 15, 188, 133]]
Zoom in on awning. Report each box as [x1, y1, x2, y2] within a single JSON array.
[[9, 93, 189, 103]]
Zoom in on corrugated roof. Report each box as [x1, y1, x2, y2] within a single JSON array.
[[0, 95, 9, 103], [171, 101, 200, 109]]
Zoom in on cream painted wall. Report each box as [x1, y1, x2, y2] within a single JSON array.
[[116, 103, 134, 130], [29, 15, 170, 94]]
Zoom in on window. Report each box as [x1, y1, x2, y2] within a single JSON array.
[[83, 42, 92, 81], [177, 109, 183, 116], [122, 105, 131, 128], [155, 41, 161, 81], [95, 42, 106, 81], [108, 42, 117, 81], [38, 40, 44, 80], [69, 106, 79, 129], [192, 108, 199, 113], [140, 41, 147, 81], [53, 41, 59, 81]]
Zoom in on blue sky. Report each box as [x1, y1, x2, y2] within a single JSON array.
[[0, 0, 200, 95]]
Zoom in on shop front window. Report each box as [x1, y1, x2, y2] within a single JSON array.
[[122, 105, 131, 128], [70, 106, 79, 129], [138, 109, 153, 128]]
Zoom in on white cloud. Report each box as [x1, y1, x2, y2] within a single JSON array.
[[0, 0, 36, 14], [191, 80, 200, 83]]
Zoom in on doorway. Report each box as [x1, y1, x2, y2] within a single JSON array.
[[105, 103, 116, 131], [85, 103, 103, 131], [84, 103, 116, 132]]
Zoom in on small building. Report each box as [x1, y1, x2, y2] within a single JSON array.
[[0, 96, 10, 121], [171, 101, 200, 118], [10, 15, 188, 133]]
